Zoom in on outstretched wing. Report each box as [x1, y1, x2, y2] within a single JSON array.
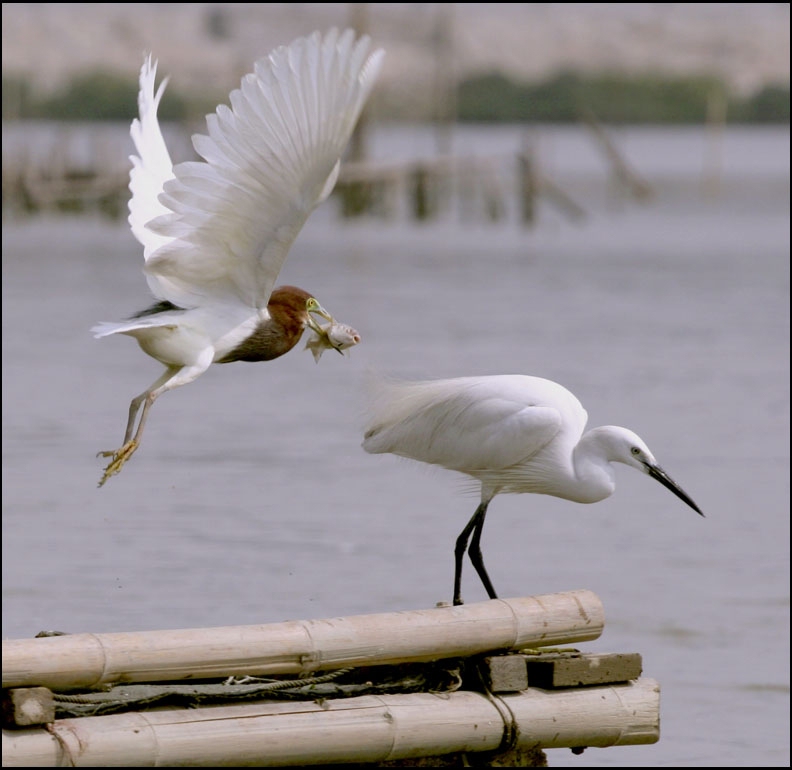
[[128, 55, 174, 265], [132, 28, 384, 310]]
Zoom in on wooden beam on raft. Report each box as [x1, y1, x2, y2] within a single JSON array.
[[2, 591, 603, 691], [2, 678, 659, 767]]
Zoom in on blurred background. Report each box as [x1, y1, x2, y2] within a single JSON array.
[[3, 2, 790, 220], [2, 4, 789, 768], [3, 3, 790, 119]]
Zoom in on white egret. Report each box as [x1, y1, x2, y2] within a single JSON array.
[[362, 374, 704, 606], [93, 29, 384, 487]]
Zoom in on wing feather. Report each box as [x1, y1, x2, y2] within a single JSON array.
[[363, 376, 573, 472], [127, 55, 174, 265], [131, 29, 384, 310]]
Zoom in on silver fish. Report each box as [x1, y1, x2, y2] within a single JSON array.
[[305, 321, 361, 362]]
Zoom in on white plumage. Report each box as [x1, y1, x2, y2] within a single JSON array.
[[363, 374, 703, 605]]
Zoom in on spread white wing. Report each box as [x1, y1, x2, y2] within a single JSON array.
[[127, 28, 384, 310], [128, 56, 174, 262]]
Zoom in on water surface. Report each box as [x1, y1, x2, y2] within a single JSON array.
[[2, 125, 789, 767]]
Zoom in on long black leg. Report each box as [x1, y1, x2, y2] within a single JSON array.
[[468, 502, 497, 601], [453, 502, 493, 606]]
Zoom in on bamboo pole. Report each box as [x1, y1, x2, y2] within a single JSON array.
[[2, 592, 603, 691], [1, 678, 658, 767]]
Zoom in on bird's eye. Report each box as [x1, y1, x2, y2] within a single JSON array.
[[631, 447, 641, 456], [306, 298, 317, 311]]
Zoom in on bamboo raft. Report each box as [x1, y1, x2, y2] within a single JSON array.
[[2, 590, 660, 767]]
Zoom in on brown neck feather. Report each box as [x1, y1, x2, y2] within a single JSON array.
[[217, 286, 313, 364]]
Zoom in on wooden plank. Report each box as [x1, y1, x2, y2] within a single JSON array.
[[1, 679, 659, 766], [1, 687, 55, 727], [482, 654, 529, 693], [2, 592, 604, 691], [481, 651, 642, 692], [524, 652, 643, 688]]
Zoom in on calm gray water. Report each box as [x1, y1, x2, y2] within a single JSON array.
[[2, 125, 789, 766]]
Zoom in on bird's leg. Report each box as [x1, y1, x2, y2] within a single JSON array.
[[96, 388, 147, 458], [123, 391, 147, 443], [97, 367, 178, 487], [453, 502, 491, 606], [97, 392, 156, 486], [468, 502, 498, 601]]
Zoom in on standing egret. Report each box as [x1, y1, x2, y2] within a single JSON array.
[[93, 29, 383, 487], [362, 374, 704, 606]]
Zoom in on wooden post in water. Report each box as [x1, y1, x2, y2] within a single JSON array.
[[339, 2, 374, 217], [518, 136, 538, 226], [410, 162, 435, 221], [581, 108, 653, 202], [517, 134, 586, 226], [702, 88, 727, 197]]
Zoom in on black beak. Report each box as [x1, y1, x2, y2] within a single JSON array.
[[645, 463, 704, 517]]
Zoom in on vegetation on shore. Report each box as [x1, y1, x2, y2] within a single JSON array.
[[457, 71, 789, 124], [2, 68, 789, 124]]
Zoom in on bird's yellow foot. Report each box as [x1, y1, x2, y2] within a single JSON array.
[[97, 440, 138, 487]]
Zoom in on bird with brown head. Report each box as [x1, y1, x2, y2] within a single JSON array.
[[94, 29, 383, 486]]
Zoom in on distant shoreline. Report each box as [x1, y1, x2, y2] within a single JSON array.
[[3, 4, 789, 105], [3, 68, 789, 124]]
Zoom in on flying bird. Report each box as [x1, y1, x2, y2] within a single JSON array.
[[362, 374, 704, 606], [93, 29, 384, 487]]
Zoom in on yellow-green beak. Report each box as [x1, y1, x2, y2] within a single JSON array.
[[306, 299, 334, 335]]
